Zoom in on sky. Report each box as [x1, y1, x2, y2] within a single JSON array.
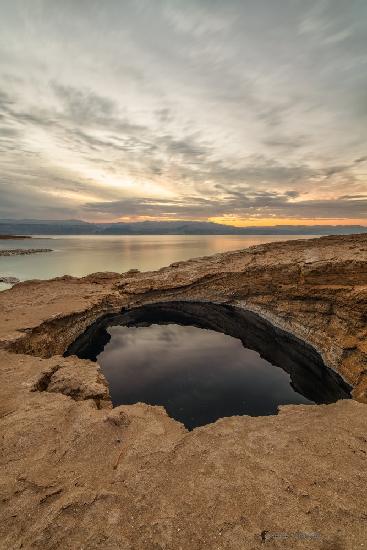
[[0, 0, 366, 226]]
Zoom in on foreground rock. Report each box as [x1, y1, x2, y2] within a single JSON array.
[[0, 248, 52, 256], [0, 234, 367, 549]]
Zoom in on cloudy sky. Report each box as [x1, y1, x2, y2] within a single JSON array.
[[0, 0, 366, 225]]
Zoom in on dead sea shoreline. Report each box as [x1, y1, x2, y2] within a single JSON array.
[[1, 233, 367, 549]]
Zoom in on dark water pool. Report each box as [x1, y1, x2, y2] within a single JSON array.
[[67, 302, 351, 430]]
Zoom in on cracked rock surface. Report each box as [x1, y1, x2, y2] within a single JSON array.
[[0, 234, 367, 549]]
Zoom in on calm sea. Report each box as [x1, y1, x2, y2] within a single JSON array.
[[0, 234, 314, 291]]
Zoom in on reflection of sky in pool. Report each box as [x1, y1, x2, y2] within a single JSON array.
[[69, 303, 351, 430], [97, 323, 312, 430]]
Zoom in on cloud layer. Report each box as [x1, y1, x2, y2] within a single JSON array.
[[0, 0, 366, 223]]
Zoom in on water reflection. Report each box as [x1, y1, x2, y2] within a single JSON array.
[[67, 302, 351, 429], [0, 234, 314, 283]]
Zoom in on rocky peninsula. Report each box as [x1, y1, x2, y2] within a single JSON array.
[[0, 248, 52, 256], [0, 235, 32, 240], [0, 276, 20, 285], [0, 234, 366, 549]]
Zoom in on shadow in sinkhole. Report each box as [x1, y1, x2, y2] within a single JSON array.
[[65, 302, 351, 430]]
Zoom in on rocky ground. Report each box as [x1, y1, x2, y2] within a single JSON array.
[[0, 234, 367, 549]]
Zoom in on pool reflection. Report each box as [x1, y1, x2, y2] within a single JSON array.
[[66, 302, 351, 430]]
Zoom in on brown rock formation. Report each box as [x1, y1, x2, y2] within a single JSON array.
[[0, 234, 367, 549]]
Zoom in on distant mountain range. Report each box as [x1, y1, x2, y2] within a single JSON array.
[[0, 219, 366, 236]]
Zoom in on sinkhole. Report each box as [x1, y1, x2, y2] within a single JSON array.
[[66, 302, 351, 430]]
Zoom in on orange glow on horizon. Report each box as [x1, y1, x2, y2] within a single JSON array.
[[85, 215, 367, 227], [209, 217, 367, 227]]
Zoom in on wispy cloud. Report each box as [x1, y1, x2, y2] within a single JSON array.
[[0, 0, 366, 223]]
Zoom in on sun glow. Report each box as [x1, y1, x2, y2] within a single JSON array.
[[209, 217, 367, 227]]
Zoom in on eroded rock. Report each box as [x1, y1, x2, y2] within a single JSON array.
[[0, 234, 367, 549], [31, 356, 110, 408]]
